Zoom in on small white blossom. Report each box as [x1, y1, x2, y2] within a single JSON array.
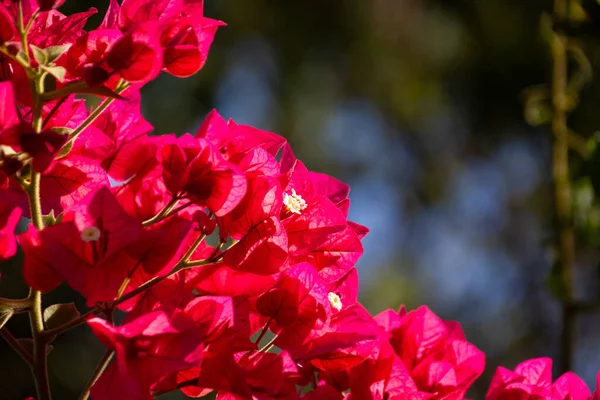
[[81, 226, 101, 242], [283, 189, 307, 215], [328, 292, 343, 312]]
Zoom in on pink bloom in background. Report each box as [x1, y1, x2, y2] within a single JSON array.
[[486, 357, 592, 400], [375, 305, 485, 399]]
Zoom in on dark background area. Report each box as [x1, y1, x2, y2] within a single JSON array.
[[2, 0, 600, 398]]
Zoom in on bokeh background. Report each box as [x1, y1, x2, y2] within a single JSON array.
[[3, 0, 600, 398]]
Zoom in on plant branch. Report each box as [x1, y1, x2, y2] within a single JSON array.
[[552, 0, 576, 375], [141, 197, 181, 228], [0, 297, 31, 314], [24, 49, 51, 400], [65, 81, 130, 146], [43, 234, 217, 338], [41, 308, 102, 338], [0, 311, 12, 331], [79, 350, 114, 400]]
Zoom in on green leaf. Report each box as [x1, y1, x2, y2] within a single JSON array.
[[56, 139, 74, 159], [31, 44, 71, 67], [43, 303, 81, 330], [51, 127, 76, 159], [41, 80, 126, 102], [41, 65, 66, 82], [50, 127, 74, 136], [30, 45, 48, 65], [41, 210, 57, 227], [43, 44, 71, 64]]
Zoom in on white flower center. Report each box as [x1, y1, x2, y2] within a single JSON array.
[[81, 226, 101, 242], [328, 292, 342, 312], [283, 189, 307, 215]]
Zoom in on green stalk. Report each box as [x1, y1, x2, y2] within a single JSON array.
[[79, 350, 114, 400], [552, 0, 576, 374]]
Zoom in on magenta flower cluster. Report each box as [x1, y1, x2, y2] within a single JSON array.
[[0, 1, 598, 399]]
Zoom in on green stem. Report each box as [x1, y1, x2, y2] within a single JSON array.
[[25, 53, 51, 400], [0, 297, 31, 314], [0, 46, 29, 69], [180, 234, 207, 264], [146, 201, 193, 227], [0, 311, 12, 330], [28, 288, 51, 400], [258, 335, 277, 353], [42, 308, 101, 338], [254, 316, 274, 346], [79, 350, 114, 400], [552, 0, 576, 374], [141, 197, 180, 228], [17, 2, 30, 65], [66, 82, 130, 144], [182, 257, 222, 268]]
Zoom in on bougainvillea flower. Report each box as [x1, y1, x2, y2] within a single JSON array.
[[0, 199, 21, 261], [309, 171, 350, 210], [347, 341, 431, 400], [255, 262, 322, 327], [119, 272, 191, 321], [89, 310, 204, 400], [65, 28, 122, 87], [195, 110, 286, 164], [39, 156, 109, 214], [29, 8, 98, 48], [218, 174, 283, 238], [274, 301, 379, 373], [41, 95, 88, 131], [0, 81, 20, 146], [158, 134, 247, 216], [376, 305, 485, 399], [0, 5, 16, 44], [65, 22, 162, 86], [160, 16, 223, 77], [106, 22, 163, 83], [222, 215, 288, 275], [486, 358, 591, 400], [592, 371, 600, 400], [24, 187, 141, 303], [19, 130, 69, 173], [277, 156, 365, 280], [301, 383, 344, 400], [486, 357, 553, 399], [552, 372, 591, 400], [177, 350, 299, 399], [118, 0, 184, 29], [89, 90, 154, 179], [111, 138, 170, 220], [284, 193, 363, 278], [37, 0, 66, 12], [187, 262, 277, 298]]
